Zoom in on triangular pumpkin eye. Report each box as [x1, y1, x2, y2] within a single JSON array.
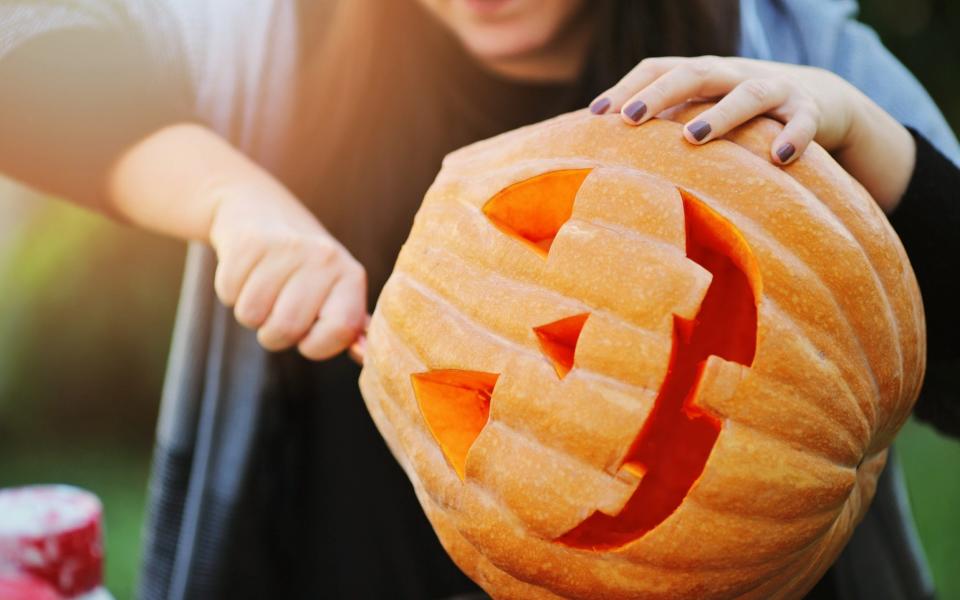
[[533, 313, 590, 379], [482, 169, 591, 255], [411, 370, 500, 480]]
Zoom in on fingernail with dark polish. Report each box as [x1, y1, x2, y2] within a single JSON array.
[[688, 120, 712, 142], [623, 100, 647, 123], [590, 97, 611, 115], [776, 142, 796, 163]]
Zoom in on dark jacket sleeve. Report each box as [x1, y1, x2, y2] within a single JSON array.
[[888, 129, 960, 438], [0, 2, 195, 208]]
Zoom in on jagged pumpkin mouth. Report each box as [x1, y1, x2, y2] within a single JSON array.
[[412, 169, 762, 550]]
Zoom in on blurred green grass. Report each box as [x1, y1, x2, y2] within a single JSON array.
[[0, 201, 180, 598], [0, 201, 182, 442], [898, 420, 960, 597]]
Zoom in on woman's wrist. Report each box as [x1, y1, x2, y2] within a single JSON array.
[[836, 93, 916, 214], [108, 122, 282, 243], [204, 169, 324, 253]]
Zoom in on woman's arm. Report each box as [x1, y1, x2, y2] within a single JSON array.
[[109, 124, 367, 359], [0, 4, 366, 360]]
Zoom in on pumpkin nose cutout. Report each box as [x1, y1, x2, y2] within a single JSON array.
[[557, 189, 761, 550], [534, 313, 590, 379], [412, 370, 500, 480], [482, 169, 591, 255]]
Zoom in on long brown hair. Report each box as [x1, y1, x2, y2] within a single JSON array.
[[281, 0, 740, 195], [276, 0, 741, 294]]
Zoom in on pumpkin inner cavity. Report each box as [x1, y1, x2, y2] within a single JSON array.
[[557, 189, 760, 550], [412, 370, 499, 480], [482, 169, 591, 255], [534, 313, 590, 379]]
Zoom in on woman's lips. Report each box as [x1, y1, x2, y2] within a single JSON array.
[[462, 0, 516, 18]]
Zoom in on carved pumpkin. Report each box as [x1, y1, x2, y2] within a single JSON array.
[[358, 104, 924, 600]]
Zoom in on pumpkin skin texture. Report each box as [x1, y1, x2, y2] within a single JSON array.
[[358, 104, 925, 600]]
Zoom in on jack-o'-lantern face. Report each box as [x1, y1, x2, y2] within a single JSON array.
[[411, 167, 761, 550], [359, 107, 924, 600]]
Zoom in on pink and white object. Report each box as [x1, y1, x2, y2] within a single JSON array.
[[0, 570, 62, 600], [0, 485, 111, 599]]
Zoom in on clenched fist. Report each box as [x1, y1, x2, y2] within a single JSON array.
[[207, 178, 367, 360]]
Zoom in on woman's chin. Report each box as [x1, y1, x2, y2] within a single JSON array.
[[457, 29, 549, 63], [416, 0, 589, 80]]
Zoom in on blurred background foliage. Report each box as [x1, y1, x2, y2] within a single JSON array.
[[1, 2, 959, 598]]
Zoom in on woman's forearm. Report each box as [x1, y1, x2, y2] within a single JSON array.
[[835, 90, 916, 214], [106, 123, 313, 243], [107, 123, 220, 241]]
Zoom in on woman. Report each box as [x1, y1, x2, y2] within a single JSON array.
[[1, 1, 957, 598]]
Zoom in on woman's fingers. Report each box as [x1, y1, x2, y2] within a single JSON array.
[[592, 55, 901, 200], [589, 57, 681, 115], [589, 57, 743, 122], [680, 77, 791, 143], [617, 60, 744, 125], [587, 56, 830, 166], [348, 314, 372, 365], [298, 267, 367, 361], [770, 104, 821, 164], [256, 263, 336, 351], [255, 239, 342, 350], [233, 248, 303, 330], [221, 228, 368, 359], [214, 236, 266, 307]]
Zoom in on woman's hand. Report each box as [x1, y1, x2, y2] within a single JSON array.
[[208, 180, 367, 360], [110, 124, 368, 361], [588, 56, 915, 212]]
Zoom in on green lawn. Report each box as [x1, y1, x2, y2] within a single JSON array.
[[897, 419, 960, 597]]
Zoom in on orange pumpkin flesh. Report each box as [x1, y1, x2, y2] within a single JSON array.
[[359, 106, 925, 600], [483, 168, 591, 254], [533, 313, 590, 379], [559, 190, 760, 549], [412, 370, 499, 480], [413, 184, 762, 549]]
